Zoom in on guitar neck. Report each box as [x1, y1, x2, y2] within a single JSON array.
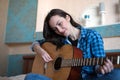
[[61, 56, 120, 67]]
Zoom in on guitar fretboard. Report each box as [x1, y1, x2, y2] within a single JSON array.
[[61, 56, 120, 67]]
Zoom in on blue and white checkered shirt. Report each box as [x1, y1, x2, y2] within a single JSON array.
[[64, 27, 105, 78]]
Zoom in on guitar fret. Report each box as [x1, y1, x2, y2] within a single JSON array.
[[75, 59, 77, 66], [71, 59, 73, 66], [86, 58, 88, 66], [73, 59, 75, 66], [65, 60, 68, 67], [77, 59, 79, 66], [69, 59, 71, 66], [117, 56, 120, 64], [89, 58, 92, 66], [63, 60, 66, 66], [74, 59, 77, 66], [81, 58, 83, 66], [96, 58, 99, 65], [92, 58, 95, 65], [61, 60, 64, 67], [78, 59, 80, 66], [110, 56, 113, 63], [119, 56, 120, 64], [83, 58, 85, 66], [101, 58, 103, 65], [78, 58, 80, 66], [84, 58, 86, 66], [72, 59, 74, 66], [64, 60, 66, 66]]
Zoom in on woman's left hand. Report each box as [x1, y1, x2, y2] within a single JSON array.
[[99, 59, 114, 74]]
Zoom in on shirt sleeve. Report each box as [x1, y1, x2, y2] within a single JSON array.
[[31, 39, 45, 52]]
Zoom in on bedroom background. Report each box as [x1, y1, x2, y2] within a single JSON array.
[[0, 0, 120, 77]]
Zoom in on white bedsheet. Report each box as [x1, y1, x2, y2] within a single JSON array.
[[0, 74, 26, 80]]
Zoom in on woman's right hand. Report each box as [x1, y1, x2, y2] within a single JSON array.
[[33, 44, 53, 62]]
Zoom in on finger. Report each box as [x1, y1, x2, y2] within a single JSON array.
[[104, 61, 111, 72], [45, 55, 53, 62], [102, 65, 108, 73], [46, 54, 53, 61], [42, 55, 50, 62], [106, 59, 114, 70], [42, 56, 48, 62], [100, 66, 105, 74]]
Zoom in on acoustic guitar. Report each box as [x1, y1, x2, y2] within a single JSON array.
[[32, 42, 120, 80]]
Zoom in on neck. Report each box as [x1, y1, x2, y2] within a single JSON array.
[[69, 27, 80, 41]]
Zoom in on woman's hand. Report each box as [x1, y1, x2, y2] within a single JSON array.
[[98, 58, 114, 74], [34, 44, 53, 62], [40, 48, 53, 62]]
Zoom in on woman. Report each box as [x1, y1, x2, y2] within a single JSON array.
[[31, 9, 120, 80]]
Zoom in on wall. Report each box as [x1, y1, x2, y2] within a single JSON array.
[[0, 0, 9, 76], [0, 0, 34, 76], [5, 0, 37, 76], [36, 0, 120, 32]]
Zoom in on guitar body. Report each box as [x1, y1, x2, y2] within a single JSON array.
[[32, 42, 83, 80]]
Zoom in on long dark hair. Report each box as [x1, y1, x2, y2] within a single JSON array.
[[43, 9, 81, 48]]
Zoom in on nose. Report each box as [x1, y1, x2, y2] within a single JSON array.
[[56, 26, 64, 33]]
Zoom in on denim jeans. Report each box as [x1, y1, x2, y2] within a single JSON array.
[[25, 73, 52, 80], [83, 68, 120, 80], [25, 68, 120, 80]]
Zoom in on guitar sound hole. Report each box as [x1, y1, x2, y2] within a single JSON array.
[[54, 57, 62, 70]]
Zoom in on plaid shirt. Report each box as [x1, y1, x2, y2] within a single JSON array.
[[64, 27, 105, 78]]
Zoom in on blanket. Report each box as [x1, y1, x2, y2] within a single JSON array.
[[0, 74, 26, 80]]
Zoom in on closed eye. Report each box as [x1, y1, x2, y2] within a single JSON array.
[[57, 22, 62, 26]]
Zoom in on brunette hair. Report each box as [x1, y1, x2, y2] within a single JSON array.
[[43, 9, 81, 48]]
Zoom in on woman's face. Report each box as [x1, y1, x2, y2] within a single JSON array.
[[49, 15, 71, 37]]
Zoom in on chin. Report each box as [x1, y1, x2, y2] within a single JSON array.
[[64, 33, 69, 37]]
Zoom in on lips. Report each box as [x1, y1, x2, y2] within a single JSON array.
[[59, 29, 66, 36]]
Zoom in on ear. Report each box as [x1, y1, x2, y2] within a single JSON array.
[[65, 15, 70, 22]]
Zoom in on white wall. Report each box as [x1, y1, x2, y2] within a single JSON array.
[[104, 37, 120, 50], [36, 0, 120, 32]]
